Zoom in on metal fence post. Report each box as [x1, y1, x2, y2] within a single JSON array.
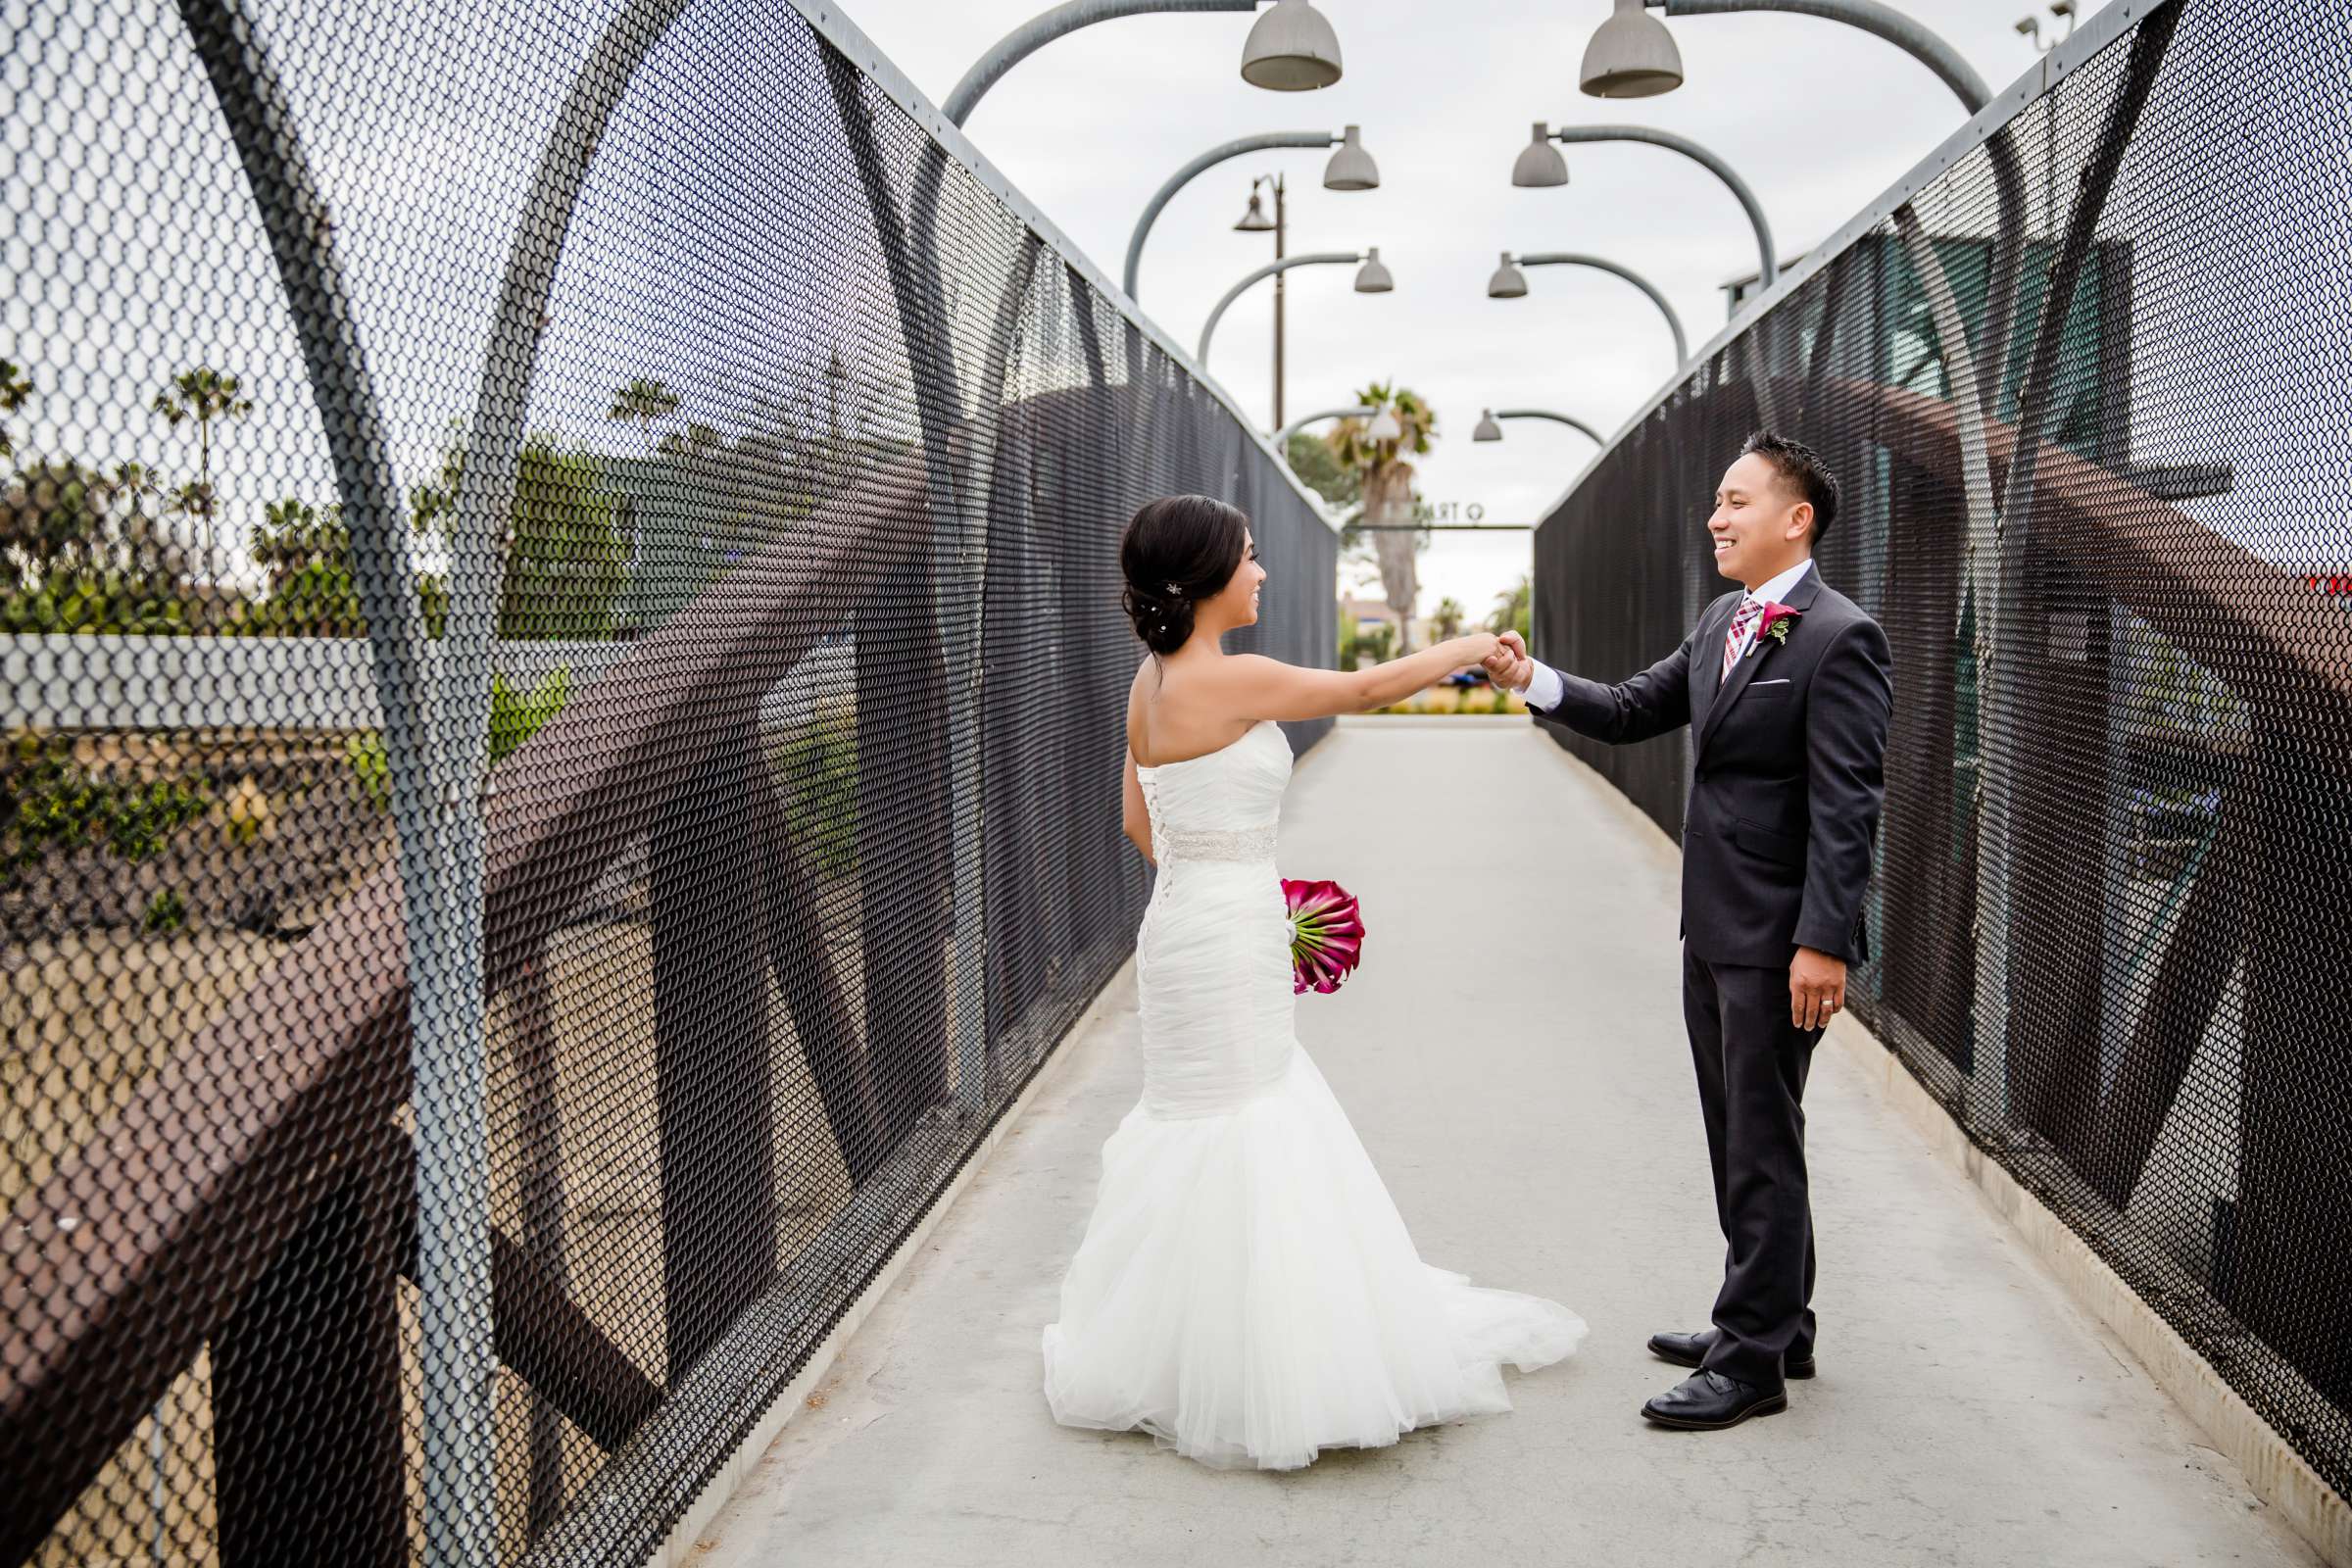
[[171, 3, 500, 1560]]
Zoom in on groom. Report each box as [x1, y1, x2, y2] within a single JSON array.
[[1485, 431, 1891, 1431]]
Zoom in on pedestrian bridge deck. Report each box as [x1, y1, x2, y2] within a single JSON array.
[[690, 717, 2315, 1568]]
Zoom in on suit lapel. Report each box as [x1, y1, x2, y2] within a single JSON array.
[[1696, 565, 1823, 759]]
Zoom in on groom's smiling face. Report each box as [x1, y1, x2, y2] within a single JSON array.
[[1707, 453, 1814, 590]]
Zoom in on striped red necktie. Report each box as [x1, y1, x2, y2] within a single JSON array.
[[1723, 596, 1761, 679]]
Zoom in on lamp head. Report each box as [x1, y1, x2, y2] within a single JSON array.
[[1234, 190, 1276, 231], [1581, 0, 1685, 99], [1473, 411, 1503, 443], [1488, 253, 1529, 298], [1322, 124, 1379, 191], [1241, 0, 1343, 91], [1353, 247, 1395, 293], [1367, 406, 1404, 442], [1512, 122, 1569, 188]]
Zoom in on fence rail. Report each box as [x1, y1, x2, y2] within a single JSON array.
[[1533, 0, 2352, 1509], [0, 1, 1334, 1562]]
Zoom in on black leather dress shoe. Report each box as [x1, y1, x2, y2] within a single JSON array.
[[1646, 1328, 1816, 1380], [1641, 1369, 1788, 1430]]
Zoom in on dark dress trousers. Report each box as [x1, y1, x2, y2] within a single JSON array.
[[1530, 564, 1892, 1390]]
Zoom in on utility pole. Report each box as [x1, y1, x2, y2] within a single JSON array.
[[1272, 172, 1288, 429]]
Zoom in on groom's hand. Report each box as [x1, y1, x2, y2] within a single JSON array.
[[1484, 630, 1534, 693], [1790, 947, 1846, 1032]]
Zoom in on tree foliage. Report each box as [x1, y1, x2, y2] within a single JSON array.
[[1327, 382, 1437, 653], [1487, 573, 1532, 642]]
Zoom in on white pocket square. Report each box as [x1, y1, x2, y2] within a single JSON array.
[[1751, 678, 1791, 687]]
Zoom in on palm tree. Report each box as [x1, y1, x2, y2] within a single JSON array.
[[608, 376, 680, 454], [1330, 381, 1436, 653], [1487, 573, 1532, 642], [151, 366, 253, 564], [1431, 595, 1466, 641]]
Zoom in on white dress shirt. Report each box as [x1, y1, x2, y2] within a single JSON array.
[[1521, 558, 1814, 712]]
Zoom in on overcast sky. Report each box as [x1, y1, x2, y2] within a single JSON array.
[[848, 0, 2071, 618]]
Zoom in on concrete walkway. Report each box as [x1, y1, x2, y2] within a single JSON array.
[[695, 718, 2318, 1568]]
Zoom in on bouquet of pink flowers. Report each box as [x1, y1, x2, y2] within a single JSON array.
[[1283, 878, 1365, 995]]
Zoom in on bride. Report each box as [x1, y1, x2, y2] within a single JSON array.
[[1041, 494, 1585, 1471]]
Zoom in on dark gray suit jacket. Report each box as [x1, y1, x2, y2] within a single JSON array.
[[1530, 566, 1893, 968]]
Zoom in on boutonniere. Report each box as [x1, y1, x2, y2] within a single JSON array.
[[1749, 601, 1802, 657]]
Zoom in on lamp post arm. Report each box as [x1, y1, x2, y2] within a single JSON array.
[[1549, 123, 1776, 286], [1125, 130, 1337, 300], [1517, 252, 1689, 364], [1655, 0, 1990, 110], [1495, 409, 1607, 444], [1648, 0, 2024, 409], [946, 0, 1258, 125], [1198, 251, 1361, 363]]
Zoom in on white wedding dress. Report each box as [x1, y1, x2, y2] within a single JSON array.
[[1041, 719, 1585, 1470]]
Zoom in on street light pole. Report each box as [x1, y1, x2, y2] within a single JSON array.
[[1611, 0, 2029, 409], [1518, 122, 1777, 290], [1197, 250, 1386, 365], [1491, 251, 1690, 367], [1474, 408, 1608, 445], [1273, 172, 1287, 428], [1124, 124, 1376, 300], [945, 0, 1342, 127], [1652, 0, 1990, 106], [1125, 131, 1332, 299]]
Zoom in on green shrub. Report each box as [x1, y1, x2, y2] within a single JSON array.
[[143, 888, 187, 933], [0, 571, 196, 635], [771, 718, 859, 877], [341, 665, 571, 812], [489, 666, 570, 767], [3, 738, 213, 884], [345, 732, 391, 810]]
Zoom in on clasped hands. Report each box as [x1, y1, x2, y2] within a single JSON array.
[[1479, 630, 1536, 693], [1468, 632, 1847, 1030]]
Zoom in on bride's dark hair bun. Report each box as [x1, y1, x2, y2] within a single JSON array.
[[1119, 494, 1250, 656]]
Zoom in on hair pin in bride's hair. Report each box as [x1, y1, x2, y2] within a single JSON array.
[[1164, 581, 1183, 599]]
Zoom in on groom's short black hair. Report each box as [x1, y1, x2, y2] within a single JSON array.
[[1740, 430, 1840, 545]]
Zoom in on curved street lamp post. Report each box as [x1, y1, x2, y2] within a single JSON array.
[[1585, 0, 2028, 407], [1489, 251, 1689, 368], [1124, 127, 1376, 299], [1474, 408, 1608, 446], [1126, 125, 1378, 425], [1197, 249, 1392, 368], [945, 0, 1342, 126], [1514, 122, 1777, 290]]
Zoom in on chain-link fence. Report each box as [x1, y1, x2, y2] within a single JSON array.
[[0, 1, 1336, 1560], [1535, 0, 2352, 1507]]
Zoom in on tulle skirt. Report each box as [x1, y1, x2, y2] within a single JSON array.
[[1042, 1045, 1586, 1471]]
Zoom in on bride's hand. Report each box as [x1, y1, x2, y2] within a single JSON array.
[[1454, 632, 1500, 669]]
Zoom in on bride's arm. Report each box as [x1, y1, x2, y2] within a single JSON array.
[[1121, 750, 1154, 865], [1218, 635, 1500, 722]]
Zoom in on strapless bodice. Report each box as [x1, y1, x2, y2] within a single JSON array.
[[1135, 720, 1292, 866]]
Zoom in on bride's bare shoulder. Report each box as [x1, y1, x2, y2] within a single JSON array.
[[1124, 658, 1152, 743], [1214, 652, 1292, 685]]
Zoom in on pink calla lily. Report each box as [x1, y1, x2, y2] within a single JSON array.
[[1752, 601, 1802, 652], [1283, 877, 1365, 995]]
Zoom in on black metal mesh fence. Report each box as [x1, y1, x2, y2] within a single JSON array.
[[0, 1, 1335, 1561], [1535, 0, 2352, 1504]]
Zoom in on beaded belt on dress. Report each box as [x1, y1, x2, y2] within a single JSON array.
[[1154, 820, 1279, 863]]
